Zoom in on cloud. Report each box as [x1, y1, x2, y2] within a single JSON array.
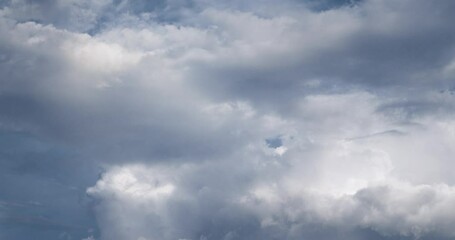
[[84, 87, 455, 239], [1, 0, 455, 239], [0, 0, 113, 32], [87, 165, 455, 240]]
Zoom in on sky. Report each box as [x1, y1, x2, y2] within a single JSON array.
[[1, 0, 455, 239]]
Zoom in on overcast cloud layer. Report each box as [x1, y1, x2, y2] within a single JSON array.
[[1, 0, 455, 239]]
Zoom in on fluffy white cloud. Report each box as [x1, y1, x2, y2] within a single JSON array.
[[87, 167, 455, 239]]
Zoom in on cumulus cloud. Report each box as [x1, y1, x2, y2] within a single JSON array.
[[85, 91, 455, 239], [1, 0, 455, 239], [87, 165, 455, 240]]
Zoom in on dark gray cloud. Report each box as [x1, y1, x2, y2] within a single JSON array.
[[1, 0, 455, 239], [186, 0, 455, 114]]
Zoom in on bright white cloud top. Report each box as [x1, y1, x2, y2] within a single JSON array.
[[1, 0, 455, 240]]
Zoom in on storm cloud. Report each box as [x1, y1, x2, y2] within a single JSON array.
[[1, 0, 455, 239]]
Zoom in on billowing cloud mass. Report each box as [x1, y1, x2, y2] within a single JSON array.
[[1, 0, 455, 239]]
